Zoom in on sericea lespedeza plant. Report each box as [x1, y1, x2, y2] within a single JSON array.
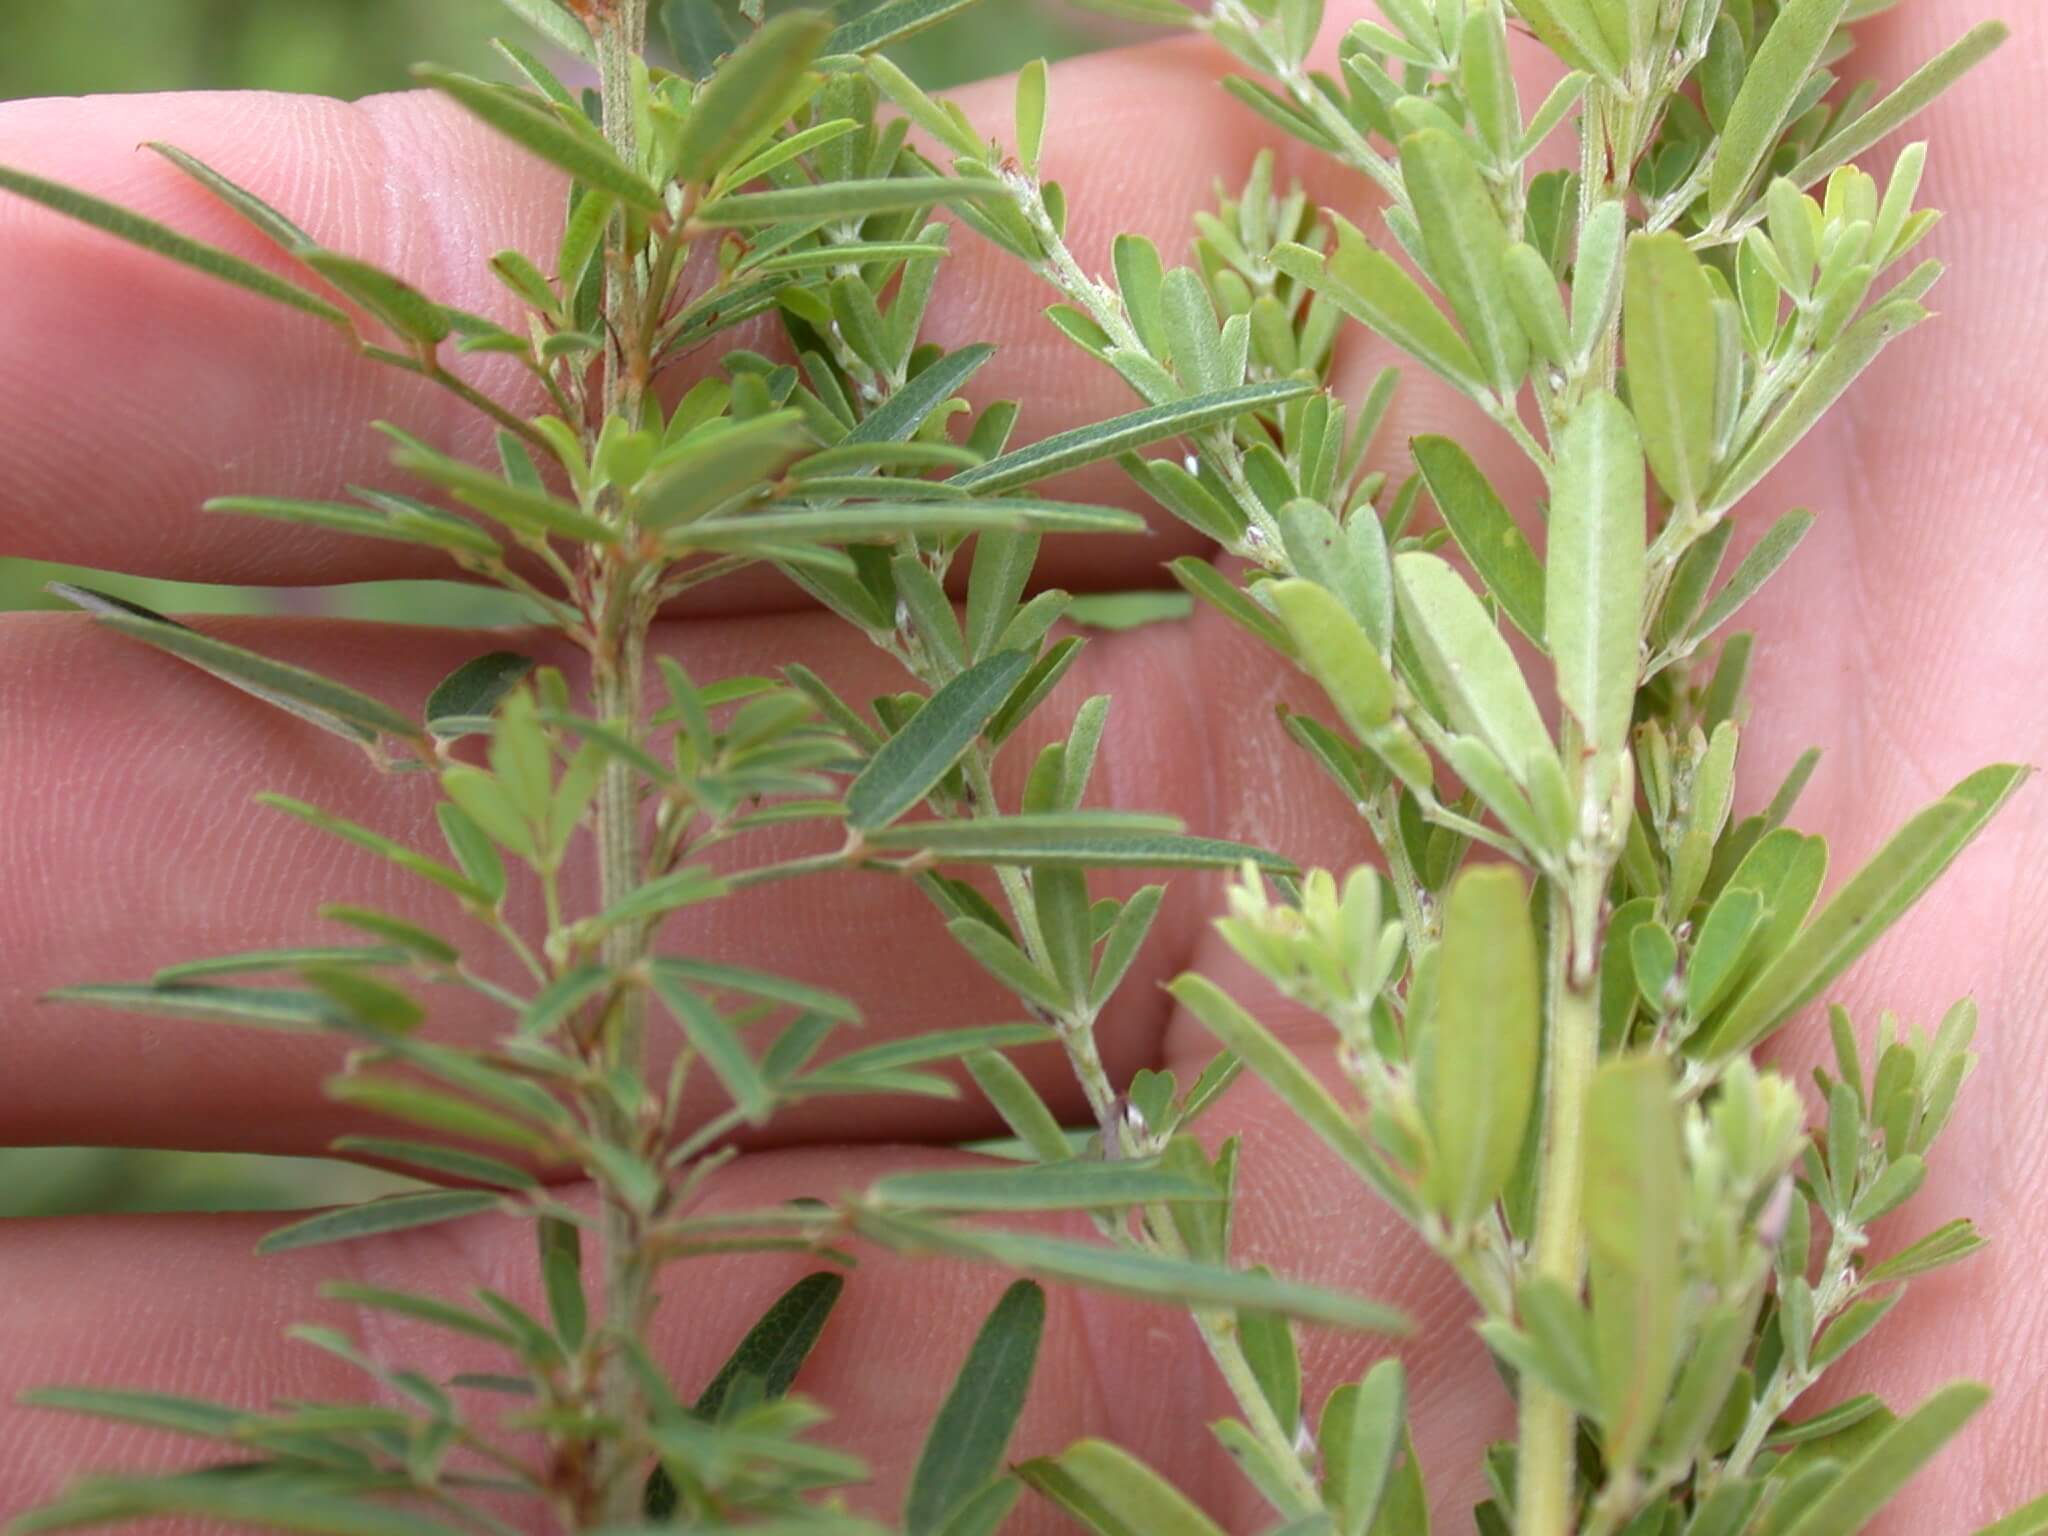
[[3, 0, 2041, 1532]]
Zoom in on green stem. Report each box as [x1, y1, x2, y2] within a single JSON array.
[[1517, 883, 1599, 1536]]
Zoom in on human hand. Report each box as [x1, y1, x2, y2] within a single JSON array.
[[1, 4, 2042, 1528]]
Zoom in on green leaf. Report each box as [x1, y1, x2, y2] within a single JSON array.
[[696, 1272, 845, 1417], [1412, 435, 1545, 644], [1017, 1440, 1229, 1536], [51, 584, 423, 746], [825, 1023, 1055, 1077], [934, 1481, 1024, 1536], [862, 1211, 1407, 1332], [1780, 23, 2008, 202], [12, 1472, 473, 1536], [381, 425, 616, 544], [1969, 1493, 2048, 1536], [43, 982, 338, 1032], [413, 66, 662, 211], [425, 651, 535, 737], [1624, 234, 1718, 510], [327, 1075, 553, 1151], [1265, 579, 1427, 789], [1685, 508, 1815, 649], [1423, 866, 1540, 1228], [317, 1281, 520, 1346], [1544, 390, 1644, 758], [1014, 58, 1049, 176], [676, 13, 832, 185], [150, 947, 407, 986], [1394, 552, 1553, 785], [1862, 1217, 1986, 1285], [694, 177, 996, 227], [1776, 1382, 1990, 1536], [904, 1281, 1046, 1534], [1170, 974, 1414, 1217], [1320, 1361, 1407, 1536], [648, 972, 773, 1125], [1707, 0, 1854, 227], [144, 141, 315, 253], [965, 1050, 1074, 1164], [1274, 219, 1487, 399], [203, 495, 500, 560], [846, 651, 1034, 831], [255, 1189, 500, 1255], [1170, 557, 1294, 654], [0, 163, 349, 326], [649, 957, 858, 1023], [330, 1135, 536, 1189], [827, 0, 987, 54], [849, 343, 994, 447], [497, 0, 595, 61], [299, 251, 449, 344], [1704, 764, 2028, 1056], [1711, 300, 1927, 513], [952, 381, 1312, 495], [867, 813, 1293, 872], [1583, 1054, 1684, 1474], [16, 1388, 244, 1443], [870, 1164, 1221, 1212], [1400, 129, 1527, 397]]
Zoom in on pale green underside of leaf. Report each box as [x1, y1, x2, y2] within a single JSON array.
[[863, 813, 1294, 872], [255, 1190, 502, 1255]]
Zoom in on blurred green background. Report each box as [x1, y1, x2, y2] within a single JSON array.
[[0, 0, 1138, 1219]]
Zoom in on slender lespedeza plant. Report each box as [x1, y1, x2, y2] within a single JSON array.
[[6, 0, 2043, 1533]]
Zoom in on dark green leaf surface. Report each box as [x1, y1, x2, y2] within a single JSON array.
[[696, 1272, 845, 1417], [255, 1190, 501, 1255], [866, 814, 1293, 872], [903, 1281, 1045, 1535], [846, 651, 1033, 831]]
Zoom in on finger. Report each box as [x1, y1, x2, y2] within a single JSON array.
[[0, 37, 1366, 598], [0, 600, 1339, 1157]]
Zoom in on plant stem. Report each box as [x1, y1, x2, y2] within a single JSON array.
[[1517, 882, 1600, 1536]]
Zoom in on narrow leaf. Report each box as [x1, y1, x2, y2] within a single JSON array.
[[255, 1190, 500, 1255], [1624, 234, 1718, 510], [1708, 0, 1855, 225], [696, 1272, 845, 1416], [904, 1281, 1046, 1535], [870, 1164, 1220, 1213], [866, 814, 1293, 872], [414, 67, 662, 210], [847, 651, 1034, 830], [1544, 391, 1645, 757], [1412, 435, 1545, 643]]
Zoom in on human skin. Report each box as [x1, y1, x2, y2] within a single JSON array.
[[0, 3, 2043, 1530]]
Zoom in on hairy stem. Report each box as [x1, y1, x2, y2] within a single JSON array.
[[1518, 883, 1600, 1536]]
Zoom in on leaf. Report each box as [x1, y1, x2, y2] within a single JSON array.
[[1707, 0, 1854, 227], [203, 495, 500, 559], [870, 1164, 1221, 1213], [0, 163, 349, 325], [1014, 58, 1049, 176], [413, 67, 662, 211], [860, 1211, 1408, 1332], [696, 1272, 845, 1417], [144, 141, 315, 252], [1016, 1440, 1229, 1536], [1711, 299, 1927, 513], [12, 1472, 474, 1536], [1170, 975, 1414, 1217], [1624, 234, 1718, 510], [866, 813, 1294, 872], [965, 1050, 1075, 1164], [1685, 508, 1815, 649], [827, 0, 987, 54], [848, 343, 994, 447], [1704, 764, 2028, 1056], [497, 0, 595, 61], [1423, 866, 1540, 1228], [1780, 22, 2009, 199], [51, 584, 423, 746], [846, 651, 1033, 831], [1393, 552, 1553, 785], [299, 251, 449, 344], [1400, 129, 1527, 397], [1544, 391, 1644, 758], [151, 947, 408, 985], [317, 1281, 520, 1346], [904, 1281, 1046, 1534], [327, 1076, 554, 1152], [329, 1135, 537, 1189], [951, 381, 1312, 495], [381, 425, 616, 544], [1970, 1493, 2048, 1536], [254, 1190, 500, 1255], [1273, 220, 1487, 399], [425, 651, 535, 737], [1265, 580, 1427, 788], [694, 177, 997, 227], [648, 971, 773, 1125], [44, 983, 338, 1032], [1583, 1054, 1684, 1474], [825, 1023, 1055, 1076], [1320, 1361, 1407, 1536], [1412, 435, 1545, 644], [1776, 1382, 1990, 1536], [676, 13, 832, 185], [17, 1388, 244, 1443], [649, 957, 858, 1024]]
